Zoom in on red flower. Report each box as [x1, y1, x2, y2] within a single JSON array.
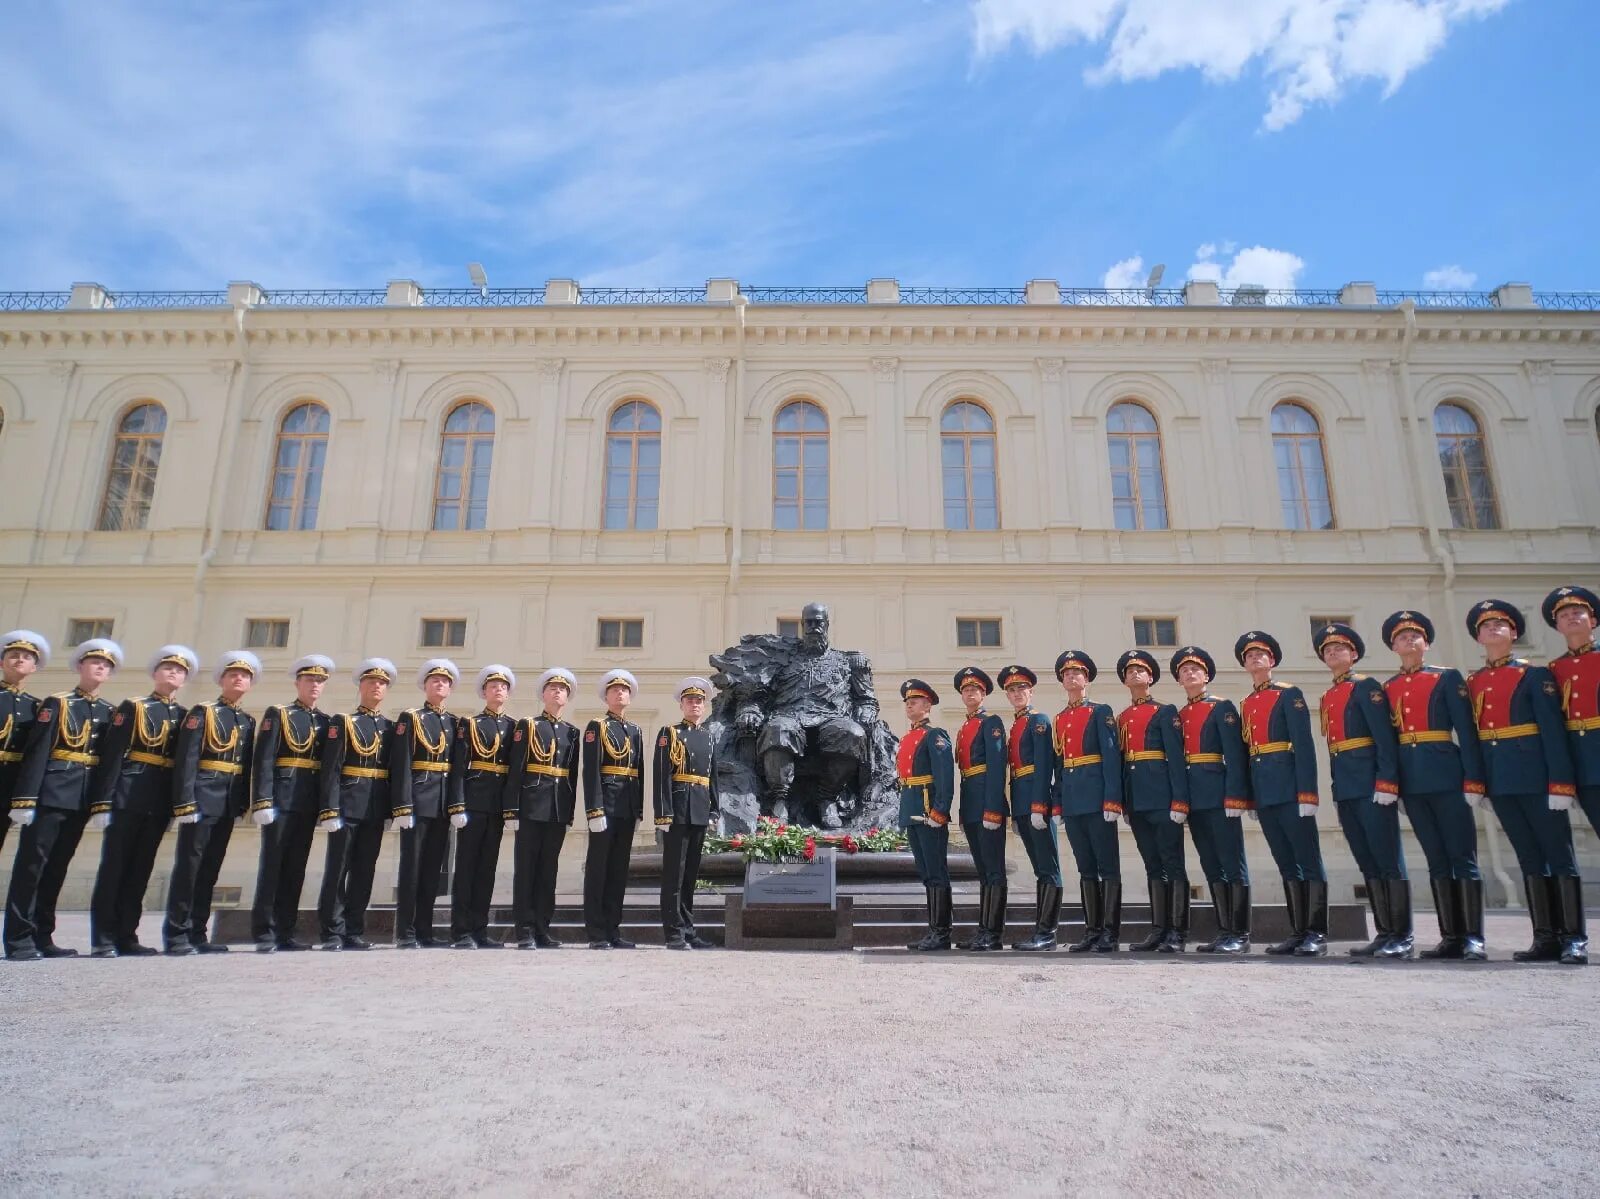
[[730, 836, 744, 847], [777, 824, 788, 834], [803, 838, 816, 862], [842, 835, 858, 853], [868, 827, 879, 835]]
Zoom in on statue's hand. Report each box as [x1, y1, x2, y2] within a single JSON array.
[[735, 709, 763, 734]]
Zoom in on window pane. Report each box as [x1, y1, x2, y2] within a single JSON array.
[[957, 619, 976, 647], [774, 473, 798, 500], [432, 502, 458, 531], [598, 620, 619, 648], [774, 438, 799, 469], [802, 440, 827, 469], [970, 501, 998, 531], [623, 621, 643, 649], [802, 500, 827, 530], [636, 437, 660, 469], [941, 438, 966, 469], [634, 498, 658, 530], [979, 620, 1001, 648], [774, 502, 797, 530]]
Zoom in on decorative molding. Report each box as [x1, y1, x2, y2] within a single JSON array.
[[1523, 359, 1554, 385], [1199, 358, 1229, 386], [702, 356, 731, 383], [869, 356, 899, 380], [536, 357, 566, 382], [1036, 357, 1064, 382], [372, 358, 402, 384]]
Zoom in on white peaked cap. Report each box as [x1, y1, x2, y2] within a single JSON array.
[[72, 638, 124, 671], [148, 644, 199, 676], [477, 664, 516, 695], [417, 658, 461, 689], [213, 649, 263, 685], [1, 630, 51, 668], [354, 657, 398, 686], [598, 668, 639, 702]]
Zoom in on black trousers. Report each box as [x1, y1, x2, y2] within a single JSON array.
[[163, 815, 235, 948], [451, 811, 504, 941], [583, 818, 637, 941], [395, 815, 450, 942], [318, 819, 384, 940], [251, 809, 318, 945], [90, 808, 169, 949], [512, 821, 567, 938], [659, 823, 707, 937], [4, 807, 88, 953]]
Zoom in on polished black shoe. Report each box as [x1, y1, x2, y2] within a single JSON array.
[[417, 937, 443, 949], [959, 885, 998, 951], [1010, 881, 1047, 950], [1349, 877, 1388, 957], [687, 935, 718, 949], [90, 944, 118, 959], [117, 941, 159, 957], [1295, 880, 1329, 956], [1131, 880, 1169, 952], [1458, 878, 1488, 961], [1195, 881, 1229, 954], [451, 936, 478, 949], [1555, 875, 1589, 965], [1066, 879, 1102, 954], [254, 942, 278, 954], [195, 943, 229, 954], [474, 937, 504, 949], [610, 937, 637, 949], [1374, 880, 1415, 960], [1420, 877, 1462, 959], [1513, 875, 1561, 962], [664, 936, 691, 950], [38, 943, 78, 958], [276, 939, 310, 952], [588, 940, 612, 950], [165, 943, 199, 957], [319, 939, 344, 952], [516, 936, 537, 949], [341, 936, 372, 951], [534, 934, 563, 949], [1095, 881, 1122, 952], [395, 938, 422, 950], [1161, 880, 1191, 953], [7, 946, 45, 962], [1265, 880, 1307, 956]]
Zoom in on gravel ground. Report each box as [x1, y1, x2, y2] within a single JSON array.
[[1, 913, 1596, 1198]]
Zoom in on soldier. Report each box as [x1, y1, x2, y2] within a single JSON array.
[[582, 669, 644, 949], [1314, 622, 1410, 960], [1466, 600, 1586, 964], [390, 659, 459, 949], [316, 658, 397, 951], [448, 664, 517, 950], [503, 667, 580, 949], [87, 644, 196, 957], [0, 630, 48, 861], [951, 667, 1008, 952], [1382, 611, 1487, 961], [1170, 646, 1253, 955], [653, 676, 721, 950], [1050, 651, 1124, 954], [1115, 650, 1191, 953], [897, 679, 955, 952], [1236, 631, 1329, 956], [1000, 665, 1061, 952], [163, 650, 258, 955], [1544, 585, 1600, 842], [4, 637, 121, 960], [248, 654, 334, 953]]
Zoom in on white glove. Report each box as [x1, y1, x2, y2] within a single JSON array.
[[1373, 791, 1397, 807], [393, 814, 415, 831], [1549, 792, 1573, 812], [317, 816, 343, 832], [9, 808, 34, 827], [178, 811, 200, 825], [1029, 812, 1046, 830], [89, 811, 112, 831], [982, 818, 1002, 831], [504, 817, 520, 831], [1225, 806, 1244, 820], [1169, 809, 1187, 825], [909, 814, 929, 825], [1248, 810, 1259, 822], [1298, 803, 1316, 818], [1463, 791, 1480, 809], [1101, 809, 1118, 824], [588, 815, 608, 833], [450, 812, 468, 829], [253, 808, 276, 827]]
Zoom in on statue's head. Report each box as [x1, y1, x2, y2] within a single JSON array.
[[800, 602, 831, 652]]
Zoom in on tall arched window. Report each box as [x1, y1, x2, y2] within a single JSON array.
[[1271, 402, 1334, 530], [432, 401, 494, 531], [98, 402, 167, 531], [264, 401, 330, 531], [773, 400, 828, 530], [941, 401, 999, 531], [1106, 402, 1168, 530], [604, 400, 661, 530], [1434, 402, 1500, 530]]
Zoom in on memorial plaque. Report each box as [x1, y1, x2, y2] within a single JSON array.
[[744, 848, 837, 908]]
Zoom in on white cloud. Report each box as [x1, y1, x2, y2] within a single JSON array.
[[1423, 263, 1477, 289], [1188, 243, 1306, 291], [1102, 254, 1145, 289], [972, 0, 1514, 129]]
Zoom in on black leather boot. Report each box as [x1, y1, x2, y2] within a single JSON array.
[[1458, 878, 1487, 961], [959, 886, 991, 950], [1067, 878, 1101, 953], [1295, 880, 1329, 956], [1131, 879, 1168, 952], [1555, 876, 1589, 965], [1420, 877, 1461, 959], [1265, 878, 1303, 955], [1011, 881, 1045, 950], [1194, 881, 1228, 954], [1159, 880, 1190, 953], [1218, 882, 1252, 954], [1349, 877, 1388, 957], [1374, 879, 1415, 959], [1513, 874, 1561, 962], [982, 882, 1007, 951], [1016, 882, 1061, 951], [1096, 880, 1122, 952], [910, 884, 948, 951]]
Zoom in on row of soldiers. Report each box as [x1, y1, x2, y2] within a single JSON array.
[[0, 635, 723, 959], [892, 586, 1598, 965]]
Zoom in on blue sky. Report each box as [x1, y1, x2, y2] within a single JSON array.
[[1, 0, 1595, 294]]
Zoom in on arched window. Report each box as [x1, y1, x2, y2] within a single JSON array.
[[432, 401, 494, 531], [1434, 402, 1500, 530], [264, 401, 330, 531], [1271, 402, 1334, 530], [97, 403, 166, 531], [941, 401, 999, 531], [603, 400, 661, 530], [1106, 402, 1168, 530], [773, 400, 828, 530]]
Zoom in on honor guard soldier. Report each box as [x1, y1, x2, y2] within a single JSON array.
[[654, 677, 721, 950], [163, 649, 259, 955], [4, 637, 120, 960], [447, 665, 517, 950], [1314, 623, 1410, 959], [952, 667, 1008, 952], [1115, 650, 1191, 953], [1466, 600, 1586, 964], [1383, 611, 1487, 960], [87, 644, 196, 957], [1236, 631, 1329, 956], [1050, 652, 1124, 953], [504, 667, 580, 949], [897, 679, 955, 951], [1000, 665, 1062, 951], [0, 630, 48, 860], [581, 669, 644, 949], [390, 659, 460, 948], [317, 658, 397, 951], [248, 654, 334, 953], [1545, 585, 1600, 842], [1171, 646, 1252, 955]]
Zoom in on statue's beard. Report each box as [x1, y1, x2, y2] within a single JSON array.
[[800, 632, 828, 653]]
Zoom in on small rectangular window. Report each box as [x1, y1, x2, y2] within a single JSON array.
[[66, 618, 115, 646], [777, 618, 801, 639], [1309, 615, 1353, 643], [956, 618, 1002, 649], [421, 618, 466, 649], [244, 619, 290, 649], [598, 618, 644, 649], [1133, 617, 1178, 648]]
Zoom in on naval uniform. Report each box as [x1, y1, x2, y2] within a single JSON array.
[[503, 711, 581, 945], [249, 701, 330, 948], [652, 720, 720, 943], [449, 708, 515, 945], [390, 704, 457, 946], [581, 713, 645, 944], [316, 708, 393, 945], [163, 699, 255, 950], [0, 681, 40, 860]]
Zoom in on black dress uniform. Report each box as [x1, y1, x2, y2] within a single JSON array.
[[952, 666, 1009, 952], [89, 688, 187, 954], [653, 683, 720, 949], [249, 693, 331, 950], [897, 680, 955, 951], [581, 699, 645, 948], [390, 701, 457, 947], [5, 685, 115, 957], [1050, 652, 1124, 954], [0, 675, 41, 862], [503, 693, 581, 948], [1115, 651, 1191, 953], [317, 705, 394, 949], [449, 694, 515, 948], [164, 692, 256, 953]]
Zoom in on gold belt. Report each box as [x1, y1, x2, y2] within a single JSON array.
[[0, 750, 24, 764], [1185, 752, 1223, 764], [900, 774, 933, 787], [960, 764, 986, 778], [126, 750, 175, 768], [341, 765, 388, 780], [1126, 750, 1167, 762], [199, 759, 243, 775], [600, 765, 640, 779], [1011, 764, 1035, 779], [1250, 741, 1292, 756], [1398, 731, 1451, 746], [411, 760, 451, 774], [1329, 736, 1373, 754], [525, 763, 571, 779], [50, 750, 98, 766], [1566, 716, 1600, 732], [470, 759, 509, 774], [1479, 723, 1538, 741], [274, 756, 320, 771], [672, 772, 710, 786], [1060, 754, 1103, 768]]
